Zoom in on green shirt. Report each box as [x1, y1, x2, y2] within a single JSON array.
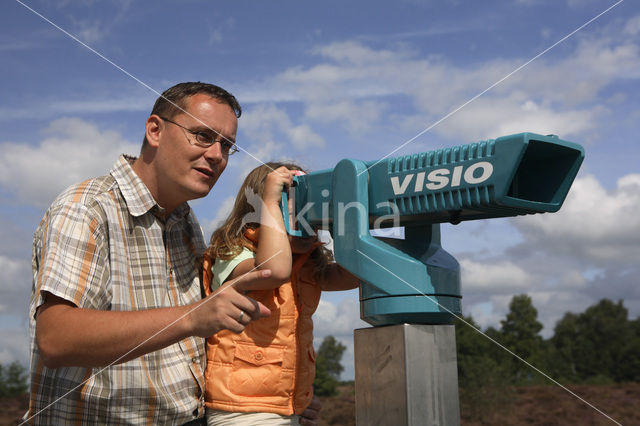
[[211, 247, 256, 289]]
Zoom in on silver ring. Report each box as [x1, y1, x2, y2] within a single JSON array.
[[238, 311, 244, 322]]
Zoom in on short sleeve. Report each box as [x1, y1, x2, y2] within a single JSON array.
[[31, 201, 110, 317], [211, 248, 256, 289]]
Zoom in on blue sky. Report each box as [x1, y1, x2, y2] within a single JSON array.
[[1, 0, 639, 381]]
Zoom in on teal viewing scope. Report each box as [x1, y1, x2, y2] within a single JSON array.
[[282, 133, 584, 326]]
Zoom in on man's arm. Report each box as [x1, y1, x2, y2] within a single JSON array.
[[35, 269, 271, 368]]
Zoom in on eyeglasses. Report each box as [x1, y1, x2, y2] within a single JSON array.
[[159, 116, 238, 155]]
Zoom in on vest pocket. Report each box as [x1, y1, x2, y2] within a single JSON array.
[[229, 342, 287, 397], [299, 346, 316, 394], [297, 279, 321, 313]]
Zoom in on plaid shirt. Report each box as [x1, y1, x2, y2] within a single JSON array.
[[27, 155, 207, 425]]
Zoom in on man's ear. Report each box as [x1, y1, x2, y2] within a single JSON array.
[[145, 115, 163, 148]]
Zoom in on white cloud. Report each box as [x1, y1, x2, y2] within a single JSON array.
[[50, 98, 151, 114], [0, 256, 29, 293], [246, 16, 640, 148], [0, 95, 152, 122], [566, 0, 602, 8], [273, 42, 408, 103], [241, 104, 325, 151], [456, 172, 640, 337], [466, 301, 504, 331], [67, 0, 133, 44], [433, 96, 600, 141], [513, 173, 640, 264], [305, 99, 386, 135], [313, 296, 366, 337], [208, 17, 234, 44], [73, 19, 110, 44], [314, 41, 413, 66], [0, 117, 138, 208], [0, 256, 33, 317], [241, 104, 289, 144], [288, 124, 325, 149], [202, 195, 236, 239], [313, 295, 369, 380], [0, 26, 62, 52], [460, 258, 532, 295], [0, 255, 31, 367], [0, 328, 30, 366], [624, 15, 640, 36], [461, 268, 596, 337], [235, 139, 285, 177], [0, 39, 38, 51]]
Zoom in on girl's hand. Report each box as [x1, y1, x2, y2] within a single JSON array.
[[263, 166, 294, 205]]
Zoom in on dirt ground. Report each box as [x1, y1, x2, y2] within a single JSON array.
[[0, 393, 28, 426], [316, 382, 640, 426], [4, 383, 638, 425]]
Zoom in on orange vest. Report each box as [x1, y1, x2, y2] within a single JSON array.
[[202, 232, 321, 415]]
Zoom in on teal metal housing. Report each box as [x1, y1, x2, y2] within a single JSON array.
[[283, 133, 584, 326]]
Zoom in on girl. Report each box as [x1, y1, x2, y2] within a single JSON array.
[[202, 162, 359, 425]]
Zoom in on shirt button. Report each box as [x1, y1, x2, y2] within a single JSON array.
[[255, 352, 263, 361], [192, 357, 199, 363]]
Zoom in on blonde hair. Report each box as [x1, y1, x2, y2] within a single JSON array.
[[207, 161, 333, 280]]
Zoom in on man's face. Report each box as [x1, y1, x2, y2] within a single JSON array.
[[154, 93, 237, 210]]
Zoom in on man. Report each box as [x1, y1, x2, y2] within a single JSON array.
[[26, 82, 320, 425]]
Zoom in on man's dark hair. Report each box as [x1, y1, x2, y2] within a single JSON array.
[[142, 82, 242, 148]]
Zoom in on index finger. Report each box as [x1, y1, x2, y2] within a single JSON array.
[[225, 268, 272, 294], [243, 296, 270, 321]]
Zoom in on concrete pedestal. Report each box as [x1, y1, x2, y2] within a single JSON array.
[[354, 324, 460, 426]]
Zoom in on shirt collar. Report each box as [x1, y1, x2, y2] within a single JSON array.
[[110, 154, 191, 221]]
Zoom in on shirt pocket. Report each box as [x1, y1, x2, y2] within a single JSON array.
[[229, 342, 288, 397]]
